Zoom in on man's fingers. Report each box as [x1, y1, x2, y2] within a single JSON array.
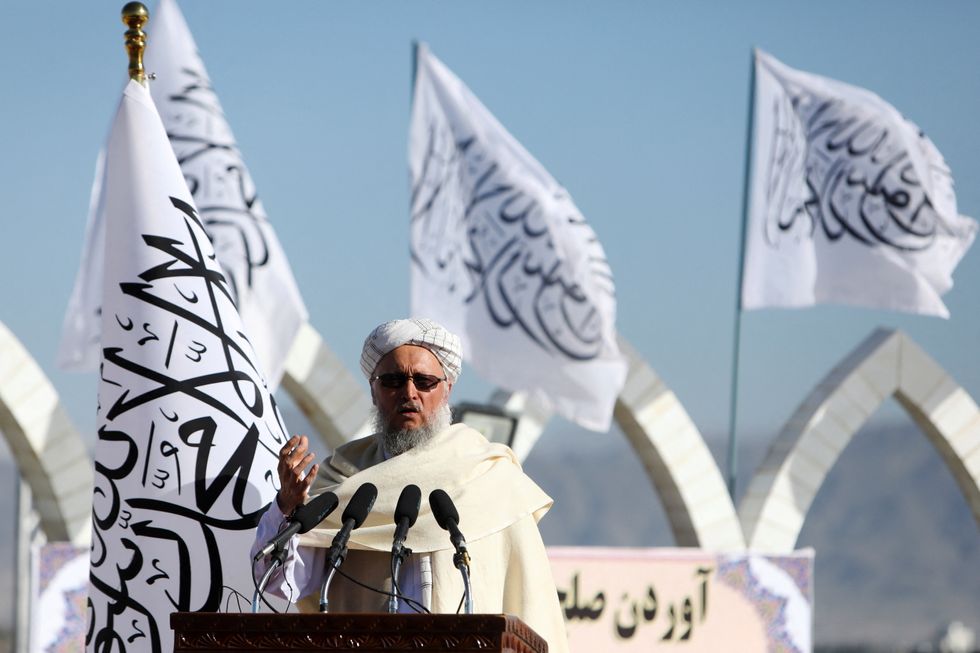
[[279, 435, 300, 456], [302, 463, 319, 489], [279, 435, 308, 459], [288, 450, 313, 475], [280, 439, 310, 470], [276, 436, 317, 509], [295, 456, 316, 486], [291, 437, 312, 462]]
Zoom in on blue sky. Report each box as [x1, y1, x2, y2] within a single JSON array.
[[1, 0, 979, 458]]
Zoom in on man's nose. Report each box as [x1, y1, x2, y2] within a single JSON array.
[[399, 378, 421, 398]]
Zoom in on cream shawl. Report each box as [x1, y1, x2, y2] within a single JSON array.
[[292, 424, 570, 652], [297, 423, 553, 552]]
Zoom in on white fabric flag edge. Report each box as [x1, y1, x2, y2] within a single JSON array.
[[409, 44, 627, 431], [58, 0, 308, 388], [742, 49, 977, 318], [89, 78, 281, 653]]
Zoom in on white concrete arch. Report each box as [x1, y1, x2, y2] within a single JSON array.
[[614, 338, 745, 550], [739, 328, 980, 553], [0, 322, 92, 546], [281, 322, 373, 450], [480, 341, 745, 549]]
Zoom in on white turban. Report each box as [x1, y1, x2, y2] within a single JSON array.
[[360, 318, 462, 383]]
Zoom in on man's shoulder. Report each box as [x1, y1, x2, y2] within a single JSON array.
[[324, 432, 383, 480]]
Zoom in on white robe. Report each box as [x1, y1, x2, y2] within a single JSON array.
[[260, 424, 569, 652]]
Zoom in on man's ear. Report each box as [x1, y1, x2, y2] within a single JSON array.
[[370, 386, 377, 406]]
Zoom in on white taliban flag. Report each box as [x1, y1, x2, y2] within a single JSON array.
[[59, 0, 307, 387], [87, 80, 282, 652], [409, 44, 626, 431], [742, 49, 977, 317]]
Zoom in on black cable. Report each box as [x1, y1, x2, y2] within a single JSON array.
[[222, 585, 250, 612], [390, 555, 399, 607], [250, 510, 304, 614], [253, 519, 428, 616], [389, 551, 427, 614], [250, 556, 285, 614], [333, 564, 430, 614]]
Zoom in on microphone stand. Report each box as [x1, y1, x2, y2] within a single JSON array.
[[318, 531, 351, 613], [388, 545, 413, 613], [453, 548, 474, 614], [430, 490, 474, 615], [318, 562, 340, 613], [251, 545, 289, 613], [317, 482, 378, 613]]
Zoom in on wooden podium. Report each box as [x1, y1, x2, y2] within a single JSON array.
[[170, 612, 548, 653]]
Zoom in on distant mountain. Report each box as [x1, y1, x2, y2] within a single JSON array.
[[522, 418, 980, 650], [793, 421, 980, 648]]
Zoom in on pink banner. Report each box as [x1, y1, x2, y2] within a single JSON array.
[[28, 542, 813, 653], [548, 547, 813, 653]]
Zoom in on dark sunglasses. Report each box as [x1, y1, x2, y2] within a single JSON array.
[[371, 372, 447, 391]]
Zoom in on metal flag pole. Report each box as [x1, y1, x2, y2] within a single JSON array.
[[725, 49, 757, 501], [411, 40, 420, 104], [122, 2, 149, 85]]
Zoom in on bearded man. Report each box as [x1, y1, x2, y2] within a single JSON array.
[[250, 318, 569, 653]]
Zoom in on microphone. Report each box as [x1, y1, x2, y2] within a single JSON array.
[[429, 489, 466, 552], [327, 482, 378, 564], [388, 484, 421, 613], [429, 489, 474, 613], [320, 482, 378, 612], [253, 491, 339, 561], [392, 484, 422, 553], [251, 491, 339, 613]]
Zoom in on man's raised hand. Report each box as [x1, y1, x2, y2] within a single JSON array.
[[276, 434, 319, 515]]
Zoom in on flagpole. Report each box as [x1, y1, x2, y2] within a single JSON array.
[[726, 49, 757, 501], [411, 40, 420, 104], [122, 2, 149, 84]]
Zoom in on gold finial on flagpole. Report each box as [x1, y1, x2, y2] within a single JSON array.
[[121, 2, 149, 84]]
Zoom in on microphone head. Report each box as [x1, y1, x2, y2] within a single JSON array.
[[295, 491, 339, 533], [342, 482, 378, 528], [428, 489, 460, 531], [395, 484, 422, 528]]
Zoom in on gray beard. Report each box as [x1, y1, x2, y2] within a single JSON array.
[[373, 401, 452, 457]]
